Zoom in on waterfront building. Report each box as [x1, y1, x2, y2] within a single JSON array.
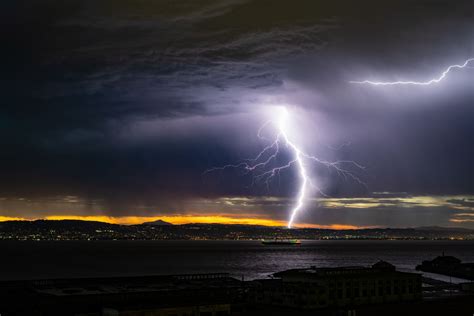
[[253, 261, 422, 309], [417, 255, 474, 280]]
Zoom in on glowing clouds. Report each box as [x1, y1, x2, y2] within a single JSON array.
[[205, 105, 365, 228]]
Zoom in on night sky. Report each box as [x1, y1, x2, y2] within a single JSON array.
[[1, 0, 473, 228]]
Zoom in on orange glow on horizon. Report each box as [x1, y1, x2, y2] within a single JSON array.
[[0, 216, 27, 222], [301, 224, 377, 230], [44, 215, 288, 226], [0, 214, 373, 230]]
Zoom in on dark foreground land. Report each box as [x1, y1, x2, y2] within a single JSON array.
[[0, 278, 472, 316], [0, 261, 473, 316], [249, 297, 474, 316]]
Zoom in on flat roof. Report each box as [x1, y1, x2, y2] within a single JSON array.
[[0, 273, 243, 297], [274, 266, 421, 279]]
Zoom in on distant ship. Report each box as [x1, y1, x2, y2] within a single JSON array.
[[261, 239, 301, 245]]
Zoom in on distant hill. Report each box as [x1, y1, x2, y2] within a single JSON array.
[[141, 219, 173, 226], [0, 220, 472, 241], [414, 226, 474, 232]]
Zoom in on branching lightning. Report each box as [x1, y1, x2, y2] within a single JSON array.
[[205, 58, 472, 227], [350, 57, 474, 86], [204, 107, 365, 228]]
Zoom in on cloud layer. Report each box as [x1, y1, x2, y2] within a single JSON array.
[[1, 0, 473, 227]]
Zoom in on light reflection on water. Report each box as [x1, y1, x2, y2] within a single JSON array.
[[0, 240, 473, 281]]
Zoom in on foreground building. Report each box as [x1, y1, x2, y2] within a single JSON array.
[[416, 255, 474, 280], [252, 261, 422, 309], [0, 273, 242, 316], [5, 262, 473, 315]]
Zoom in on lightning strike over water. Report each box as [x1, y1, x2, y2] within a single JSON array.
[[276, 108, 308, 228], [204, 107, 365, 228], [350, 57, 474, 86]]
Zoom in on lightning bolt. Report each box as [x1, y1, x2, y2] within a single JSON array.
[[204, 106, 365, 228], [350, 57, 474, 86]]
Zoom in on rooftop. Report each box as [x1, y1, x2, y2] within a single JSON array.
[[273, 261, 419, 279], [2, 273, 242, 297]]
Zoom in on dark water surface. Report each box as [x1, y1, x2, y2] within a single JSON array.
[[1, 240, 473, 281]]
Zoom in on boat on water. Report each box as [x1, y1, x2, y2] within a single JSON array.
[[261, 239, 301, 245]]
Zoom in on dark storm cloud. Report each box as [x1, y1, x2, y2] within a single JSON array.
[[1, 0, 333, 196], [1, 0, 473, 226]]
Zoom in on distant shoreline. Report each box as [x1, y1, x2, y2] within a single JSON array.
[[1, 220, 473, 241]]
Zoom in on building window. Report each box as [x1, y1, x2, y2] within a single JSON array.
[[338, 289, 343, 299], [346, 289, 352, 298], [354, 288, 360, 298]]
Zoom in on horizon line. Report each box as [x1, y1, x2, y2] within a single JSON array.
[[1, 215, 469, 230], [0, 215, 377, 230]]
